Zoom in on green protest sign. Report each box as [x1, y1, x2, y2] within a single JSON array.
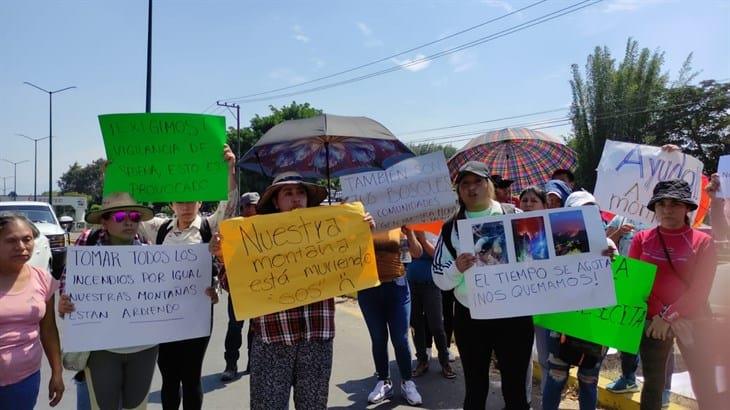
[[99, 113, 228, 202], [533, 256, 656, 354]]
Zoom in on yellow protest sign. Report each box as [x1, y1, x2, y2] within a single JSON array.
[[220, 202, 379, 319]]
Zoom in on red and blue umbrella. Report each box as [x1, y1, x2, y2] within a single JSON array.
[[447, 127, 576, 194], [239, 114, 414, 183]]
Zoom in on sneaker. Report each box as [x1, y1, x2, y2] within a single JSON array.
[[401, 380, 423, 406], [606, 376, 639, 393], [448, 349, 456, 362], [220, 367, 237, 382], [412, 361, 429, 377], [367, 380, 393, 404], [661, 390, 671, 408], [441, 363, 457, 379]]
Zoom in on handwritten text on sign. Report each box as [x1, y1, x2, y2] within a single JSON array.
[[534, 256, 656, 354], [594, 140, 703, 225], [457, 206, 616, 319], [220, 202, 379, 320], [340, 152, 458, 231], [99, 113, 228, 202], [62, 244, 213, 352]]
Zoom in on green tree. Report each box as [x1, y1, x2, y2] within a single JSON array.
[[569, 38, 668, 189], [228, 101, 323, 194], [57, 159, 105, 204], [646, 80, 730, 173], [407, 142, 457, 159]]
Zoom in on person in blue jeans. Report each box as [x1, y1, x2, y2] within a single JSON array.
[[360, 228, 423, 406], [220, 192, 259, 381], [605, 213, 674, 407]]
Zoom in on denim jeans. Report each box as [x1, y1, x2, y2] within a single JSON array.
[[75, 377, 91, 410], [225, 294, 252, 370], [542, 332, 605, 410], [358, 278, 413, 381], [619, 350, 674, 388], [0, 371, 40, 410]]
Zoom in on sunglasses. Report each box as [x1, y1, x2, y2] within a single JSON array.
[[106, 210, 142, 223]]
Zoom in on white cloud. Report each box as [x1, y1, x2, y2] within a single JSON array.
[[310, 58, 326, 69], [268, 68, 306, 84], [392, 54, 431, 72], [355, 21, 383, 47], [448, 51, 477, 73], [602, 0, 670, 13], [356, 22, 372, 36], [481, 0, 514, 13], [291, 25, 310, 43]]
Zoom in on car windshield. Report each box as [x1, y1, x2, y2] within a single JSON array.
[[0, 205, 57, 224]]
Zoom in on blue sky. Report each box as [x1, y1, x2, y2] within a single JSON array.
[[1, 0, 728, 195]]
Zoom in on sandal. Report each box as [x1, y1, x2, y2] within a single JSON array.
[[412, 361, 429, 377]]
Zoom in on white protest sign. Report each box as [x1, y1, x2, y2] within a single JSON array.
[[594, 140, 703, 225], [340, 152, 458, 230], [718, 155, 730, 199], [62, 244, 212, 352], [457, 206, 616, 319]]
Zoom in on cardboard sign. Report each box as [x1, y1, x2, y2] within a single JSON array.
[[340, 152, 458, 231], [594, 140, 703, 225], [62, 244, 213, 352], [457, 206, 616, 319], [220, 202, 379, 320], [718, 155, 730, 199], [534, 256, 656, 353], [99, 113, 228, 202]]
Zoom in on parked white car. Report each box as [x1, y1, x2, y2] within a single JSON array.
[[0, 201, 67, 278], [29, 229, 53, 272]]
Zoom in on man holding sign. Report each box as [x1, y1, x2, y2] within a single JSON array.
[[214, 172, 376, 410]]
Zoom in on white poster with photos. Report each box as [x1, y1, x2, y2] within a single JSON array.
[[457, 206, 616, 319]]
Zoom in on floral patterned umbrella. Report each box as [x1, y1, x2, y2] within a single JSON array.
[[447, 127, 576, 193], [239, 114, 414, 184]]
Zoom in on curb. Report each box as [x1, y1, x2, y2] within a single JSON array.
[[337, 297, 694, 409], [532, 362, 691, 410]]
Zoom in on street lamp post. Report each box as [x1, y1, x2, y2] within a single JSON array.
[[1, 159, 30, 198], [16, 134, 50, 201], [23, 82, 76, 205], [0, 176, 11, 196]]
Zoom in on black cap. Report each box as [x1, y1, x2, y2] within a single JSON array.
[[490, 175, 514, 189], [647, 179, 698, 212], [455, 161, 490, 184]]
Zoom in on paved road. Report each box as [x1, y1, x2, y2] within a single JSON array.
[[37, 298, 514, 410]]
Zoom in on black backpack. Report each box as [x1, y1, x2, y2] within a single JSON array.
[[155, 218, 217, 279], [155, 218, 212, 245], [439, 203, 516, 259]]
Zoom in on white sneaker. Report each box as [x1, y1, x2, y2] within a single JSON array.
[[448, 349, 456, 362], [401, 380, 423, 406], [367, 380, 393, 404]]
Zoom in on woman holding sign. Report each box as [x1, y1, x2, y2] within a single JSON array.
[[135, 144, 237, 410], [432, 161, 532, 410], [58, 193, 159, 410], [0, 213, 64, 409], [212, 172, 375, 410], [630, 179, 719, 409]]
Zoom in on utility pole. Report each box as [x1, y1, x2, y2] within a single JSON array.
[[216, 101, 241, 190], [146, 0, 153, 112], [17, 133, 50, 201], [1, 176, 11, 196], [23, 82, 76, 205], [1, 159, 30, 198]]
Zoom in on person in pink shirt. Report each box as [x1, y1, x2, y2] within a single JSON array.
[[0, 213, 64, 409], [628, 179, 719, 409]]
